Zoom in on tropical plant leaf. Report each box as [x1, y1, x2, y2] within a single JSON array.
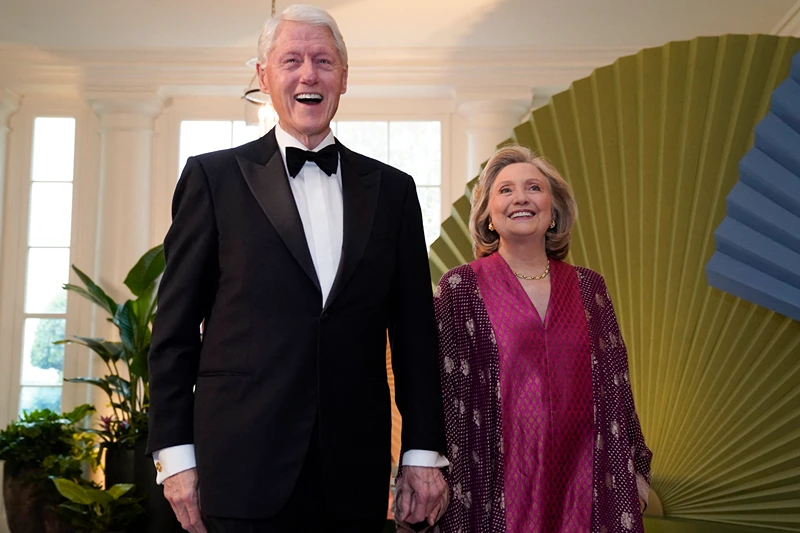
[[58, 502, 88, 514], [107, 483, 134, 499], [133, 279, 159, 330], [63, 404, 96, 423], [114, 302, 139, 354], [58, 337, 122, 364], [68, 266, 118, 316], [61, 285, 110, 313], [63, 377, 112, 399], [53, 477, 94, 505], [105, 375, 131, 402], [85, 486, 114, 506], [129, 349, 148, 385], [124, 244, 165, 297]]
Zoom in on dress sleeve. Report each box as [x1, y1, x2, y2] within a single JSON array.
[[434, 272, 461, 470], [599, 277, 653, 501]]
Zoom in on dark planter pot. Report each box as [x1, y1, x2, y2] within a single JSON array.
[[103, 446, 135, 489], [103, 441, 183, 533], [2, 466, 72, 533]]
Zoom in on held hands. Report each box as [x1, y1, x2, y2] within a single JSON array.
[[163, 467, 207, 533], [394, 466, 449, 532]]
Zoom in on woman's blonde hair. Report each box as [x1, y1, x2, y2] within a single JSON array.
[[470, 145, 577, 259]]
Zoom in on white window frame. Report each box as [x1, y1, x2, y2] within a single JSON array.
[[151, 97, 455, 247], [0, 95, 101, 430]]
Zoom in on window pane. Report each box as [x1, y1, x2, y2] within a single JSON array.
[[21, 318, 65, 384], [31, 118, 76, 182], [28, 182, 73, 247], [178, 121, 233, 177], [19, 386, 62, 415], [417, 186, 441, 248], [336, 121, 389, 161], [232, 121, 260, 147], [389, 122, 441, 186], [25, 248, 69, 313]]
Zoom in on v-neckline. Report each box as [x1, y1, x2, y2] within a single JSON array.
[[494, 253, 556, 329]]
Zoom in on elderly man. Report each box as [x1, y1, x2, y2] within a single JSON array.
[[146, 4, 448, 533]]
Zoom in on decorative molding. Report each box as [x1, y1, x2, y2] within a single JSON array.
[[86, 90, 167, 132], [773, 0, 800, 36], [86, 90, 166, 116], [0, 89, 21, 128], [454, 87, 534, 106], [0, 45, 639, 100]]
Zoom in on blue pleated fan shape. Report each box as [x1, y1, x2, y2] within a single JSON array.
[[706, 51, 800, 322]]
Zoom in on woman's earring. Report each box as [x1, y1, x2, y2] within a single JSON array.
[[549, 220, 556, 229], [488, 221, 495, 231]]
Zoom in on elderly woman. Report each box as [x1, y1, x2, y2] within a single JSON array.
[[434, 146, 652, 533]]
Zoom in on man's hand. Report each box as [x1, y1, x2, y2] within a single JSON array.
[[163, 468, 207, 533], [394, 466, 448, 528]]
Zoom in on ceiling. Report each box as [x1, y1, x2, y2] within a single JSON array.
[[1, 0, 796, 51], [0, 0, 798, 101]]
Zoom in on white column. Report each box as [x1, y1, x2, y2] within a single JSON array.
[[456, 89, 532, 180], [87, 93, 163, 301], [0, 89, 20, 533], [0, 90, 21, 256]]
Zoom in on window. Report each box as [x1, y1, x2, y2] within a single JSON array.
[[178, 120, 442, 246], [18, 117, 76, 415]]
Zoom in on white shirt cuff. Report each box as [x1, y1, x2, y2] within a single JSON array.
[[153, 444, 196, 485], [401, 449, 450, 468]]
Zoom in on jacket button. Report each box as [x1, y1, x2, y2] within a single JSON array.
[[321, 314, 329, 322]]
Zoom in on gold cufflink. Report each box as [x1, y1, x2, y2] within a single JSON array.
[[156, 462, 163, 473]]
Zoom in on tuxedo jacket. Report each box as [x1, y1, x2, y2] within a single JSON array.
[[147, 129, 446, 519]]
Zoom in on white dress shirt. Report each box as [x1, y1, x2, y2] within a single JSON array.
[[153, 124, 447, 484]]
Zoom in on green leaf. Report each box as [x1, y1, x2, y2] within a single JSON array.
[[113, 302, 138, 354], [53, 477, 94, 505], [124, 245, 165, 297], [67, 266, 118, 316], [129, 349, 149, 384], [85, 486, 114, 506], [60, 337, 122, 364], [58, 502, 89, 515], [132, 279, 158, 332], [63, 404, 96, 423], [105, 375, 131, 402], [106, 483, 134, 499], [63, 377, 112, 399]]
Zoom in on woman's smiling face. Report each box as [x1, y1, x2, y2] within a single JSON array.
[[488, 162, 554, 247]]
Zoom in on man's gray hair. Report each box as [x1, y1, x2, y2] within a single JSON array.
[[257, 4, 348, 67]]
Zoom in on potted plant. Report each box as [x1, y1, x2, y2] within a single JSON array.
[[0, 405, 98, 533], [51, 478, 144, 533], [58, 244, 164, 457], [57, 244, 181, 532]]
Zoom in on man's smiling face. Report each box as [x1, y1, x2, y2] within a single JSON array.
[[257, 21, 348, 149]]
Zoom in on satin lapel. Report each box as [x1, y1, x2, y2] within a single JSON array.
[[324, 145, 381, 311], [236, 146, 321, 294]]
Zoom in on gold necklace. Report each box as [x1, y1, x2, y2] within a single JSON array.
[[513, 259, 550, 281]]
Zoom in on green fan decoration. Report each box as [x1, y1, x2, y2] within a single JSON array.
[[429, 35, 800, 532]]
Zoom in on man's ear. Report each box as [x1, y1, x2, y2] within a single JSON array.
[[341, 66, 348, 95], [256, 63, 270, 94]]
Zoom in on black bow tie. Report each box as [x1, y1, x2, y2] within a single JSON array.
[[285, 144, 339, 178]]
